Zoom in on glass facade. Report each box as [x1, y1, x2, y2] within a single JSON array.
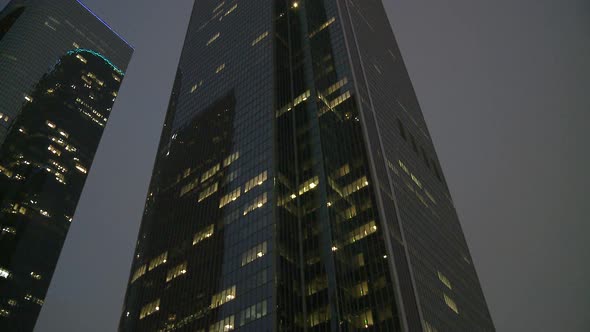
[[121, 1, 493, 331], [0, 0, 132, 330]]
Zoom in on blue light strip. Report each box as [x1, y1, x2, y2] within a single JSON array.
[[67, 48, 125, 75], [75, 0, 134, 49]]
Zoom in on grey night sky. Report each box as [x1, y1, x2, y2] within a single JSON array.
[[3, 0, 588, 330]]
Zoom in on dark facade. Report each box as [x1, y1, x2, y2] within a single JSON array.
[[0, 0, 132, 330], [120, 1, 493, 331]]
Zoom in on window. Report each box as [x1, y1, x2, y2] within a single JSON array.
[[437, 271, 452, 289], [198, 182, 218, 202], [201, 164, 220, 182], [210, 285, 236, 308], [239, 300, 268, 326], [342, 176, 368, 196], [244, 171, 267, 192], [210, 315, 235, 332], [351, 281, 369, 298], [219, 187, 241, 208], [215, 63, 226, 74], [139, 299, 160, 319], [298, 176, 319, 195], [243, 192, 267, 215], [166, 262, 187, 282], [345, 221, 377, 245], [241, 242, 267, 266], [223, 151, 239, 167], [130, 264, 146, 283], [443, 293, 459, 314], [180, 177, 200, 197], [352, 309, 374, 328], [148, 252, 167, 271], [207, 32, 220, 46], [251, 31, 269, 46], [193, 224, 214, 245]]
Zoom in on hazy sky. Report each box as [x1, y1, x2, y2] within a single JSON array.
[[2, 0, 587, 331]]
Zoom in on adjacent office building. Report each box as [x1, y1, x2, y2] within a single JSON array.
[[0, 0, 132, 330], [120, 1, 493, 331]]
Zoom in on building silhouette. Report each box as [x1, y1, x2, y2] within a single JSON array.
[[120, 1, 493, 331], [0, 0, 132, 330]]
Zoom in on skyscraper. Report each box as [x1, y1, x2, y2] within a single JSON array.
[[120, 1, 493, 331], [0, 0, 132, 330]]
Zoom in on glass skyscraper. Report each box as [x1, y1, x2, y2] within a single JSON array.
[[0, 0, 132, 330], [120, 1, 493, 331]]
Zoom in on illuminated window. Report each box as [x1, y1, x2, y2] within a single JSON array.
[[244, 171, 267, 193], [437, 271, 452, 289], [166, 262, 187, 282], [130, 265, 146, 283], [210, 315, 234, 332], [75, 164, 87, 174], [201, 164, 220, 182], [243, 192, 267, 215], [307, 276, 328, 295], [219, 187, 241, 208], [76, 54, 87, 64], [223, 151, 239, 167], [215, 63, 226, 74], [346, 221, 377, 245], [333, 164, 350, 178], [225, 3, 237, 15], [352, 253, 365, 268], [352, 281, 369, 298], [48, 145, 61, 156], [207, 32, 220, 46], [180, 177, 200, 197], [210, 285, 236, 308], [443, 294, 459, 314], [193, 224, 214, 245], [239, 300, 268, 326], [148, 251, 168, 271], [241, 242, 267, 266], [298, 176, 319, 195], [198, 182, 218, 202], [309, 306, 330, 327], [30, 272, 42, 280], [46, 120, 56, 129], [0, 267, 10, 279], [342, 176, 368, 196], [309, 17, 336, 38], [352, 309, 374, 328], [251, 31, 269, 46], [139, 299, 160, 319]]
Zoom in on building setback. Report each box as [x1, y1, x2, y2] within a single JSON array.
[[0, 0, 132, 330], [120, 1, 494, 331]]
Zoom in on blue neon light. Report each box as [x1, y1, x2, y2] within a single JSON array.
[[66, 48, 125, 75]]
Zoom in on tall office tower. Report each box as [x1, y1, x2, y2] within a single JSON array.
[[120, 1, 493, 331], [0, 0, 132, 330]]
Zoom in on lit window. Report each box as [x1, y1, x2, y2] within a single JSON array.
[[243, 192, 267, 215], [342, 176, 368, 196], [148, 251, 168, 271], [225, 3, 237, 15], [198, 182, 218, 202], [437, 271, 452, 289], [201, 163, 220, 182], [76, 54, 87, 64], [30, 272, 42, 280], [166, 262, 187, 282], [251, 31, 269, 46], [424, 320, 439, 332], [345, 221, 377, 245], [47, 145, 61, 156], [75, 164, 87, 174], [443, 294, 459, 314], [210, 285, 236, 308], [352, 309, 374, 328], [210, 315, 234, 332], [46, 121, 56, 129], [207, 32, 220, 46], [130, 265, 146, 283], [241, 242, 267, 266], [139, 299, 160, 319], [352, 281, 369, 298], [309, 17, 336, 38], [244, 171, 267, 193], [223, 151, 239, 167], [193, 224, 214, 245], [219, 187, 241, 208], [180, 177, 200, 197], [215, 63, 226, 74], [298, 176, 319, 195], [0, 267, 10, 279]]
